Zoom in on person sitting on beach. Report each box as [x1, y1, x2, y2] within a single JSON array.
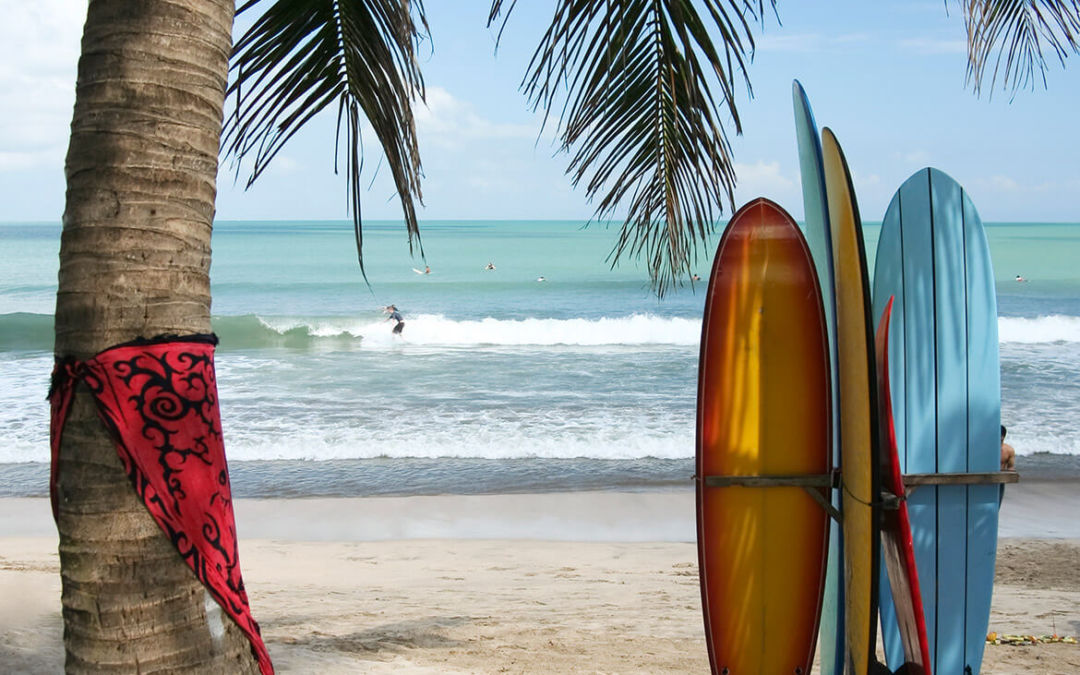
[[384, 305, 405, 336], [1000, 425, 1016, 471]]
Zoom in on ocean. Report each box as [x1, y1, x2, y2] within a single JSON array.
[[2, 219, 1079, 498]]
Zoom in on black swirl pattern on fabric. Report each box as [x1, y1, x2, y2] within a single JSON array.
[[49, 335, 273, 674]]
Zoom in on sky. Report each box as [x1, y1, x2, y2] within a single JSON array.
[[2, 0, 1079, 224]]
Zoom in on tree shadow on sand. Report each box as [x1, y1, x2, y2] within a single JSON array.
[[269, 615, 471, 656]]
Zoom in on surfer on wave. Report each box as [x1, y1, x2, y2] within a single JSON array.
[[384, 305, 405, 336]]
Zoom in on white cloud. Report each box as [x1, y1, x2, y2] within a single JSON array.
[[415, 86, 537, 149], [268, 155, 300, 174], [734, 160, 794, 193], [894, 150, 931, 165], [988, 175, 1020, 192], [898, 37, 967, 55], [758, 32, 872, 53], [0, 1, 85, 171], [969, 174, 1080, 197], [852, 172, 882, 188], [0, 150, 58, 171]]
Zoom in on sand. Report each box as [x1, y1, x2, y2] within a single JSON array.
[[1, 482, 1078, 673]]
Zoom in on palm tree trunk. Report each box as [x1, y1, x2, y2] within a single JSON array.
[[55, 0, 259, 671]]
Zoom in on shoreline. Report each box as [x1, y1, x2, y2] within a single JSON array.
[[4, 453, 1079, 498], [2, 476, 1077, 541]]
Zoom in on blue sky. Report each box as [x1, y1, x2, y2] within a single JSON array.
[[3, 1, 1078, 224]]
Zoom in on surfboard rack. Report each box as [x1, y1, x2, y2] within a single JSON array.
[[901, 471, 1019, 496], [699, 471, 842, 522]]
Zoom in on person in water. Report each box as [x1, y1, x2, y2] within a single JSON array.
[[384, 305, 405, 335], [484, 261, 496, 271]]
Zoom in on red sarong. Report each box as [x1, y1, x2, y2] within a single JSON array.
[[49, 335, 273, 674]]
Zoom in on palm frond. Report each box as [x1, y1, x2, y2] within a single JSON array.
[[964, 0, 1080, 96], [490, 0, 774, 296], [224, 0, 428, 275]]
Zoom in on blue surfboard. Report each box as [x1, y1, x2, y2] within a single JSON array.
[[792, 80, 844, 675], [872, 168, 1001, 675]]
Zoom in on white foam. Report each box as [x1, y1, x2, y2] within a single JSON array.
[[259, 313, 700, 349], [258, 313, 1080, 348], [999, 315, 1080, 343], [222, 422, 695, 462]]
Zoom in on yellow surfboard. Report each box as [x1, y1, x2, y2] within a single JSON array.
[[821, 128, 881, 675]]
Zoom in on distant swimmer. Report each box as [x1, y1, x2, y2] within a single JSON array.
[[691, 273, 701, 281], [484, 262, 496, 271], [425, 265, 431, 274], [384, 304, 405, 335], [537, 276, 546, 282], [1015, 274, 1027, 282]]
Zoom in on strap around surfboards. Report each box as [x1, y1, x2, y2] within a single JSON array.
[[900, 471, 1019, 496], [697, 470, 842, 521]]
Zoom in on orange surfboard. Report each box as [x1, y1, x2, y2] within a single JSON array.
[[697, 198, 831, 674]]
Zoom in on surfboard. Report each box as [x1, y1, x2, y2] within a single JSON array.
[[793, 79, 845, 675], [820, 128, 881, 675], [697, 197, 830, 675], [876, 296, 932, 675], [872, 168, 1001, 675]]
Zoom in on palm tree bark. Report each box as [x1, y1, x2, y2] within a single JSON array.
[[55, 0, 259, 671]]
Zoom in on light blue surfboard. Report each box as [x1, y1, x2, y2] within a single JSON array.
[[792, 80, 843, 675], [872, 168, 1001, 675]]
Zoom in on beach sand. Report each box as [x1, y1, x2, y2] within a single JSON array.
[[2, 481, 1078, 673]]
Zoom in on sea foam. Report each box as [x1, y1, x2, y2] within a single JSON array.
[[998, 315, 1080, 343], [252, 313, 701, 349]]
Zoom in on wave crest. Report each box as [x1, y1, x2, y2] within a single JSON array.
[[998, 315, 1080, 344], [3, 312, 1079, 351], [228, 313, 701, 349]]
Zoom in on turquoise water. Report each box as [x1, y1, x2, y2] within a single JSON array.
[[2, 219, 1079, 497]]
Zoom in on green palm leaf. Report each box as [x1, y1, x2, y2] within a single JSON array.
[[491, 0, 773, 295], [964, 0, 1080, 95], [223, 0, 428, 274]]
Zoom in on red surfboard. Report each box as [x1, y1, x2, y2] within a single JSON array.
[[876, 296, 932, 675]]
